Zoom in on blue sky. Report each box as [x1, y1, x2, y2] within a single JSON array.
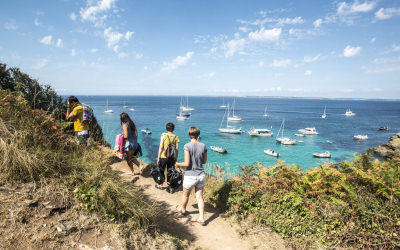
[[1, 0, 400, 98]]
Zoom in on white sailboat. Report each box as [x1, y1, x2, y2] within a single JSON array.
[[276, 119, 296, 145], [227, 99, 242, 122], [321, 105, 326, 119], [219, 104, 242, 134], [219, 97, 227, 109], [122, 100, 128, 109], [263, 105, 268, 118], [104, 99, 114, 113], [181, 96, 195, 111]]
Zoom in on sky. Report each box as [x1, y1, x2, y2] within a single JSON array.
[[1, 0, 400, 99]]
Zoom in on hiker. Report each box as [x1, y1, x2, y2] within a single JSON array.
[[66, 96, 91, 145], [156, 122, 180, 193], [175, 126, 207, 226], [120, 112, 143, 175]]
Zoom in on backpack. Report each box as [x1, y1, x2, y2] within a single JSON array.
[[151, 164, 165, 185], [81, 104, 93, 125], [164, 134, 176, 159], [167, 168, 182, 189]]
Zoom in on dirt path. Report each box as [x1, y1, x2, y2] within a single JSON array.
[[111, 160, 287, 250]]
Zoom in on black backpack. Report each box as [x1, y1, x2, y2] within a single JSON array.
[[151, 165, 165, 185], [167, 168, 182, 189], [164, 135, 176, 159]]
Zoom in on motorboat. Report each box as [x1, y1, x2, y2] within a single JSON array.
[[122, 105, 128, 108], [129, 108, 135, 111], [227, 99, 242, 122], [345, 109, 356, 116], [297, 140, 304, 143], [313, 151, 331, 158], [354, 134, 368, 140], [295, 133, 305, 137], [141, 128, 152, 135], [321, 105, 327, 119], [210, 146, 227, 154], [379, 126, 389, 131], [264, 149, 279, 157], [219, 104, 242, 134], [276, 119, 296, 145], [248, 128, 273, 137], [298, 127, 319, 135]]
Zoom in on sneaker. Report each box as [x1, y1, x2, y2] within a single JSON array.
[[166, 187, 175, 194], [155, 184, 164, 190]]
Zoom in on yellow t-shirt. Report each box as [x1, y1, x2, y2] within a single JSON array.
[[71, 105, 89, 132], [160, 133, 179, 158]]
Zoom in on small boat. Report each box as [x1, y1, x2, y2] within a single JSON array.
[[219, 97, 228, 109], [210, 146, 227, 154], [219, 104, 242, 134], [180, 96, 195, 111], [295, 133, 305, 137], [276, 120, 296, 145], [321, 105, 327, 119], [129, 108, 135, 111], [298, 127, 318, 135], [354, 134, 368, 140], [379, 126, 389, 131], [263, 105, 269, 118], [177, 98, 191, 120], [104, 99, 114, 113], [298, 140, 304, 143], [313, 151, 331, 158], [122, 105, 128, 108], [141, 128, 152, 135], [264, 149, 279, 157], [345, 109, 356, 116], [227, 99, 242, 122], [248, 128, 273, 137]]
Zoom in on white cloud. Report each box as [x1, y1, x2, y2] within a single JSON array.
[[69, 13, 77, 21], [258, 61, 264, 67], [34, 18, 41, 27], [270, 59, 292, 67], [71, 49, 76, 56], [33, 58, 48, 70], [248, 27, 281, 42], [304, 70, 312, 76], [337, 1, 376, 15], [343, 45, 361, 57], [40, 35, 52, 45], [374, 7, 400, 20], [304, 54, 321, 63], [144, 66, 149, 70], [238, 26, 249, 33], [4, 20, 17, 30], [125, 31, 134, 40], [364, 65, 400, 73], [113, 45, 119, 53], [80, 0, 117, 26], [313, 18, 323, 28], [103, 27, 123, 47], [56, 38, 63, 48], [162, 51, 194, 73], [199, 72, 215, 78], [136, 53, 143, 59], [224, 38, 246, 57], [392, 44, 400, 52], [118, 52, 128, 58], [210, 47, 217, 54], [89, 48, 98, 53], [370, 37, 376, 43], [276, 16, 304, 26]]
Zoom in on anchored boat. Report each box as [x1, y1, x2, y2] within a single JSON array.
[[264, 149, 279, 157], [210, 146, 227, 154]]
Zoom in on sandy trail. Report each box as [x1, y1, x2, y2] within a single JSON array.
[[111, 160, 286, 250]]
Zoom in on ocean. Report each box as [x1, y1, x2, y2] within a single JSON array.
[[76, 95, 399, 172]]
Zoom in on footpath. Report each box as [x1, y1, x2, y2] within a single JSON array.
[[110, 160, 287, 250]]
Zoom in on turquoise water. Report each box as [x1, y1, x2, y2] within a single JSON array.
[[77, 96, 400, 172]]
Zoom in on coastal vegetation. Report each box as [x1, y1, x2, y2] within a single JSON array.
[[206, 157, 400, 249]]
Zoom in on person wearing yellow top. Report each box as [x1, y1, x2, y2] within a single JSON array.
[[66, 96, 90, 145], [156, 122, 179, 192]]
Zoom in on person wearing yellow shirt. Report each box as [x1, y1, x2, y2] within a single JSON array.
[[66, 96, 90, 145]]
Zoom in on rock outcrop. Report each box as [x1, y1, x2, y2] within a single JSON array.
[[373, 133, 400, 161]]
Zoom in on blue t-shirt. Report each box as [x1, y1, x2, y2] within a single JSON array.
[[183, 142, 207, 176]]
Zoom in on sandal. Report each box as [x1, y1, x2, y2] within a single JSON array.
[[197, 219, 206, 226], [176, 205, 186, 216]]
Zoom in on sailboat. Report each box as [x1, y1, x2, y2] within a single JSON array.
[[227, 99, 242, 122], [219, 97, 227, 109], [276, 119, 295, 145], [219, 104, 242, 134], [176, 98, 190, 120], [104, 99, 114, 113], [321, 105, 326, 119], [263, 105, 268, 118], [181, 96, 195, 111]]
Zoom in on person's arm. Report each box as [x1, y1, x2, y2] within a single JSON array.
[[122, 124, 129, 144], [203, 151, 207, 164], [175, 150, 190, 167], [174, 142, 179, 162], [157, 135, 164, 164], [66, 102, 75, 120]]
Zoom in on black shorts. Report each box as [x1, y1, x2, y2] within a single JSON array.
[[159, 157, 175, 173]]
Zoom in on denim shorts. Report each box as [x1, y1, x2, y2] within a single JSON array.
[[183, 174, 206, 190]]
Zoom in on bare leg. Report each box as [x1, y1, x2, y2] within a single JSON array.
[[180, 188, 191, 214], [125, 150, 135, 174], [195, 187, 205, 222]]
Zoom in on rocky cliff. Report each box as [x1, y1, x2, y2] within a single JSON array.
[[373, 133, 400, 161]]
